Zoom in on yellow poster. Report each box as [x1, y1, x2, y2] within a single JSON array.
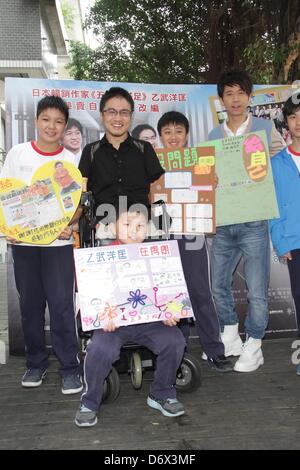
[[0, 161, 82, 244]]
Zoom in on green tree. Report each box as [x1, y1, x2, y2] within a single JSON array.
[[67, 0, 300, 84], [60, 0, 75, 33], [66, 42, 95, 80]]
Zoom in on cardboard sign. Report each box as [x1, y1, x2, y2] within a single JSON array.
[[0, 161, 82, 244], [201, 131, 279, 226], [150, 146, 216, 234], [74, 240, 194, 331]]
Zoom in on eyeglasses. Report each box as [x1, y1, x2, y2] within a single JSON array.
[[102, 108, 132, 118]]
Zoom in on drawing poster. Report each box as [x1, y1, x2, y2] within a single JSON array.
[[203, 131, 279, 226], [151, 146, 215, 234], [74, 240, 194, 331]]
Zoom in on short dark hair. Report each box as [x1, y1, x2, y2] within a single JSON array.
[[157, 111, 189, 135], [54, 161, 63, 168], [104, 201, 150, 225], [283, 94, 300, 123], [36, 96, 69, 122], [217, 70, 253, 99], [131, 124, 157, 140], [100, 87, 134, 112], [65, 118, 83, 134]]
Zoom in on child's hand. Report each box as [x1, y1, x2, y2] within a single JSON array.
[[103, 320, 118, 332], [282, 252, 292, 261], [163, 317, 180, 327], [6, 236, 21, 244], [57, 225, 73, 240]]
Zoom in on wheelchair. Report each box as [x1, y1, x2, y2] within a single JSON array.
[[77, 192, 202, 403]]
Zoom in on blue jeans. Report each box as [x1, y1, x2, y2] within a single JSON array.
[[211, 221, 270, 339]]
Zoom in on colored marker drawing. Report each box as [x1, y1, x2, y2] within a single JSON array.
[[74, 240, 194, 331]]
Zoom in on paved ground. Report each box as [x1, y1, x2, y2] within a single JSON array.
[[0, 337, 299, 450]]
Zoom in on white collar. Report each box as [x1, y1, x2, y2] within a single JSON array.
[[223, 115, 250, 137]]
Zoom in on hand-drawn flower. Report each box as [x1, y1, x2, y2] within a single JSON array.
[[127, 289, 147, 309]]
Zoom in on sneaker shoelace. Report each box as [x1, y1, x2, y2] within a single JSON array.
[[166, 398, 179, 404], [80, 404, 92, 412]]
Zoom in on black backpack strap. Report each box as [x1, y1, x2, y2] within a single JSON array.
[[90, 141, 101, 165], [90, 138, 144, 164], [132, 138, 145, 153]]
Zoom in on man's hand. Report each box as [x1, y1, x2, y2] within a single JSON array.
[[163, 317, 180, 327]]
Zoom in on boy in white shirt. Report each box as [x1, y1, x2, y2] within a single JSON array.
[[1, 96, 82, 394], [208, 70, 284, 372]]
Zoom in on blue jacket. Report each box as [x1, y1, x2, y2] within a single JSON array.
[[269, 147, 300, 256]]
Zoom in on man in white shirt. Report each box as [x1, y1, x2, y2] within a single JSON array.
[[208, 70, 285, 372]]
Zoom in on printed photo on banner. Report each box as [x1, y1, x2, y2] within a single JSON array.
[[208, 84, 293, 143], [5, 78, 297, 153], [74, 240, 194, 331]]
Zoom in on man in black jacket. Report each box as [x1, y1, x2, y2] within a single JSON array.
[[79, 87, 164, 212]]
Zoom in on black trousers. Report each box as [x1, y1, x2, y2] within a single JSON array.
[[12, 244, 80, 377], [287, 249, 300, 335], [82, 322, 185, 411], [174, 235, 224, 358]]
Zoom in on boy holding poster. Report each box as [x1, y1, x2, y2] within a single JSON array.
[[157, 111, 233, 373], [208, 70, 284, 372], [75, 206, 186, 427], [0, 96, 82, 393], [269, 94, 300, 366]]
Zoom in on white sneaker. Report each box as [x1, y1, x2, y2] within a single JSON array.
[[234, 337, 264, 372], [221, 324, 243, 357]]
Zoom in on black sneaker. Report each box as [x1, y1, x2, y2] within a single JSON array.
[[147, 393, 185, 417], [203, 354, 233, 373], [21, 368, 47, 387], [75, 404, 97, 427], [62, 374, 83, 395]]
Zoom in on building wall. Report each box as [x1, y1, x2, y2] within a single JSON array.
[[0, 239, 8, 363], [0, 0, 88, 360], [0, 0, 42, 61]]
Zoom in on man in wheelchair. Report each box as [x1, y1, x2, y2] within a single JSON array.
[[75, 205, 186, 427]]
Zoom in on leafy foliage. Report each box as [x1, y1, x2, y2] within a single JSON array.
[[67, 0, 300, 84], [60, 0, 75, 33]]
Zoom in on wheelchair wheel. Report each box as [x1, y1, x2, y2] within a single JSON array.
[[102, 367, 121, 404], [175, 352, 202, 393], [130, 352, 143, 390]]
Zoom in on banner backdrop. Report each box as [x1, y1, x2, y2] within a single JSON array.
[[4, 78, 298, 353]]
